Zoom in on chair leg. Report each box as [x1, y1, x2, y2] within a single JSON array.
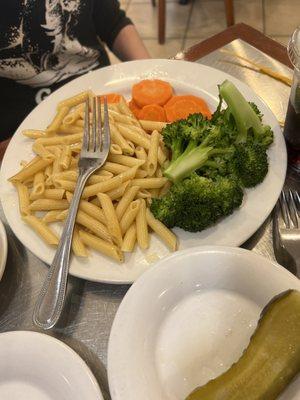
[[158, 0, 166, 44], [224, 0, 234, 26]]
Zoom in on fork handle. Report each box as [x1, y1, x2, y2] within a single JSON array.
[[33, 170, 91, 330]]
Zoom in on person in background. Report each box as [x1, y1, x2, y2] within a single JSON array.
[[0, 0, 150, 141]]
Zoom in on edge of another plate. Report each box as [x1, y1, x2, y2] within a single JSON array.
[[0, 330, 104, 399], [0, 219, 7, 281]]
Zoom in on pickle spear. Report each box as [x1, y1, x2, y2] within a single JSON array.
[[186, 290, 300, 400]]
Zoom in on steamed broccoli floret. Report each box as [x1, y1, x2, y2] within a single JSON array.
[[231, 143, 268, 188], [151, 174, 243, 232], [219, 80, 273, 148], [163, 114, 233, 183]]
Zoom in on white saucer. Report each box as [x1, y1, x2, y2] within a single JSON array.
[[0, 331, 103, 400]]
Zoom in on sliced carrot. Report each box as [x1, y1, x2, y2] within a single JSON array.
[[128, 99, 142, 119], [132, 79, 173, 108], [99, 93, 122, 103], [164, 95, 212, 122], [138, 104, 166, 122]]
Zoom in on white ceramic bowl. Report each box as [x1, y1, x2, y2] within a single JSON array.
[[108, 246, 300, 400]]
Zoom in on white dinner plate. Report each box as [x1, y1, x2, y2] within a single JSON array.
[[0, 219, 7, 281], [0, 331, 103, 400], [108, 246, 300, 400], [0, 59, 287, 283]]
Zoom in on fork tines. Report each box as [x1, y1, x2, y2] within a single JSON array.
[[279, 189, 300, 229], [81, 96, 110, 156]]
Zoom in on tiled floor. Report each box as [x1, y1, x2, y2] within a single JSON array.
[[108, 0, 298, 64]]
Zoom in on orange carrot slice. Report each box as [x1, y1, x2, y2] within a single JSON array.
[[99, 93, 122, 103], [132, 79, 173, 108], [128, 99, 142, 119], [164, 95, 212, 122], [138, 104, 166, 122]]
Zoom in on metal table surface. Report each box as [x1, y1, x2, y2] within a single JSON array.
[[0, 39, 299, 400]]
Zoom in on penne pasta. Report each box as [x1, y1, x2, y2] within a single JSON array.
[[31, 171, 45, 198], [105, 181, 130, 201], [82, 165, 138, 198], [79, 230, 123, 262], [59, 145, 72, 169], [110, 123, 134, 155], [139, 120, 167, 132], [98, 193, 122, 247], [35, 132, 82, 146], [66, 192, 106, 224], [146, 130, 159, 176], [53, 179, 76, 192], [136, 189, 152, 199], [121, 224, 136, 252], [76, 210, 111, 242], [136, 199, 149, 249], [42, 210, 66, 223], [120, 199, 141, 235], [22, 129, 46, 139], [159, 180, 172, 197], [116, 185, 140, 220], [57, 90, 92, 110], [107, 154, 145, 168], [131, 177, 168, 189], [15, 182, 30, 216], [72, 226, 88, 257], [46, 106, 69, 134], [30, 188, 65, 201], [146, 209, 177, 251], [23, 215, 59, 245], [110, 144, 123, 155], [9, 157, 52, 183], [101, 161, 128, 175], [135, 146, 148, 162], [29, 198, 69, 211]]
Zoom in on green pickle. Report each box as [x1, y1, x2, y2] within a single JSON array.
[[186, 290, 300, 400]]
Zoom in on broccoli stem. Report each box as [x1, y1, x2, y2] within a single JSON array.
[[219, 80, 264, 143]]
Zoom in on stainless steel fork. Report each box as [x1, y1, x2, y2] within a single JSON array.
[[33, 97, 111, 330], [273, 189, 300, 277]]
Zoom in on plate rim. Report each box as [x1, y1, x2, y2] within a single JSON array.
[[0, 219, 7, 281], [107, 245, 300, 399], [0, 330, 103, 399], [0, 59, 287, 284]]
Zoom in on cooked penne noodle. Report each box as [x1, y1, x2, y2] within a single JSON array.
[[110, 124, 134, 155], [117, 122, 148, 138], [146, 130, 159, 176], [146, 209, 177, 251], [79, 230, 123, 262], [82, 165, 138, 198], [46, 106, 69, 134], [9, 157, 52, 183], [108, 109, 139, 127], [157, 146, 167, 166], [23, 215, 59, 245], [74, 210, 111, 242], [118, 97, 138, 120], [136, 199, 149, 249], [107, 154, 145, 168], [121, 224, 136, 252], [135, 146, 148, 162], [139, 120, 167, 132], [75, 119, 84, 128], [36, 132, 82, 146], [52, 148, 63, 175], [57, 90, 92, 110], [59, 145, 72, 169], [42, 210, 66, 223], [44, 164, 53, 179], [15, 182, 30, 216], [131, 177, 168, 189], [29, 198, 69, 211], [110, 144, 123, 155], [135, 169, 148, 178], [32, 141, 55, 161], [117, 124, 151, 149], [155, 167, 163, 178], [31, 171, 45, 198], [23, 129, 46, 139], [120, 199, 141, 235], [72, 226, 88, 257], [136, 189, 152, 199], [98, 193, 122, 247], [149, 188, 160, 198], [116, 185, 140, 220], [53, 170, 110, 185], [101, 161, 128, 175], [53, 179, 76, 192], [66, 192, 106, 224], [94, 170, 114, 177], [30, 188, 65, 201], [105, 181, 130, 201]]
